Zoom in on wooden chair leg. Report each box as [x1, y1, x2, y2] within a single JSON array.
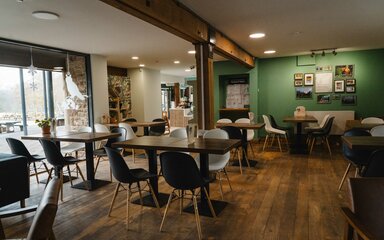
[[75, 164, 89, 190], [262, 134, 269, 151], [277, 136, 282, 152], [217, 171, 224, 200], [94, 156, 101, 175], [160, 190, 174, 232], [60, 170, 64, 202], [310, 137, 316, 154], [338, 163, 352, 191], [203, 187, 217, 218], [108, 183, 121, 216], [137, 182, 144, 206], [325, 137, 332, 157], [223, 168, 232, 191], [193, 194, 202, 240], [126, 184, 132, 230], [32, 162, 39, 183], [146, 180, 161, 214], [236, 148, 243, 175], [67, 165, 73, 187]]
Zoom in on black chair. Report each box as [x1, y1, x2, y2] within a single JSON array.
[[221, 125, 249, 174], [361, 149, 384, 177], [123, 117, 138, 133], [159, 151, 216, 240], [94, 127, 127, 181], [308, 116, 335, 157], [0, 177, 61, 240], [105, 147, 160, 230], [39, 139, 89, 201], [268, 114, 293, 136], [6, 138, 49, 184], [149, 118, 166, 136], [338, 128, 372, 190]]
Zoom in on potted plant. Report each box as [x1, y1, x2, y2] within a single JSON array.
[[35, 118, 51, 134]]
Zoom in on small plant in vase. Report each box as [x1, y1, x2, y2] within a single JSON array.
[[35, 118, 51, 134]]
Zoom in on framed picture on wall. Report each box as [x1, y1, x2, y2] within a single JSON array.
[[346, 86, 356, 93], [334, 80, 345, 92], [294, 80, 303, 86], [335, 65, 354, 78], [295, 86, 313, 99], [317, 94, 331, 104], [342, 95, 357, 105], [304, 73, 314, 85], [294, 73, 303, 80], [345, 79, 356, 85]]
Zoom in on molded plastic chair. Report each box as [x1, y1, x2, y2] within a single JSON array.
[[338, 129, 372, 190], [60, 126, 92, 157], [217, 118, 232, 123], [262, 115, 288, 152], [6, 138, 49, 184], [268, 114, 293, 136], [123, 118, 138, 133], [361, 117, 384, 124], [159, 151, 216, 240], [0, 178, 61, 240], [221, 125, 249, 174], [308, 116, 335, 157], [361, 149, 384, 177], [169, 128, 187, 138], [105, 147, 160, 230], [118, 122, 138, 162], [94, 127, 127, 181], [94, 123, 110, 149], [149, 118, 166, 136], [370, 125, 384, 136], [39, 139, 88, 201], [235, 118, 256, 159], [341, 177, 384, 240]]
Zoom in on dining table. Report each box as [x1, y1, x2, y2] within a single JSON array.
[[341, 136, 384, 151], [113, 135, 241, 217], [345, 120, 384, 131], [105, 121, 165, 136], [21, 131, 121, 190], [215, 122, 265, 167], [283, 115, 318, 154]]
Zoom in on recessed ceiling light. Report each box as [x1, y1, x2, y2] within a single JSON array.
[[249, 33, 265, 39], [185, 69, 191, 72], [174, 60, 180, 64], [264, 50, 276, 54], [188, 50, 196, 54], [139, 64, 145, 67], [131, 56, 139, 60], [32, 11, 60, 20]]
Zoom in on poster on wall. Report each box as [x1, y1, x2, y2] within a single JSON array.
[[315, 72, 333, 93], [226, 84, 249, 108]]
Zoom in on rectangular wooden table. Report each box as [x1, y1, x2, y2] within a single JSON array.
[[21, 131, 120, 190], [215, 122, 265, 167], [341, 136, 384, 151], [345, 120, 384, 131], [283, 116, 318, 154], [113, 136, 241, 217]]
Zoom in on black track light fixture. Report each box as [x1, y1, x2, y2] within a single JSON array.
[[310, 48, 337, 57], [332, 49, 337, 56], [310, 52, 315, 58], [322, 51, 325, 56]]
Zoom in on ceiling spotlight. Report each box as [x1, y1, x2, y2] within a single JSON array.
[[174, 60, 180, 64], [310, 52, 315, 58], [188, 50, 196, 54], [32, 11, 60, 20], [332, 50, 337, 56], [321, 50, 325, 56], [264, 50, 276, 54], [131, 56, 139, 60], [139, 64, 145, 67], [249, 33, 266, 39]]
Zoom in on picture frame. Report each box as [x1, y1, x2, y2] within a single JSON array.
[[317, 94, 331, 104], [345, 78, 356, 85], [294, 80, 303, 86], [304, 73, 314, 86], [335, 64, 354, 78], [334, 80, 345, 92], [294, 73, 303, 80], [295, 86, 313, 99], [341, 95, 357, 105], [346, 86, 356, 93], [332, 94, 341, 100]]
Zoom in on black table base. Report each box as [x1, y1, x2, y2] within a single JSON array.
[[132, 192, 169, 208], [72, 179, 111, 191], [183, 199, 228, 218]]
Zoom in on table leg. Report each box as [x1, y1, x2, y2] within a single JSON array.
[[72, 142, 110, 190], [289, 122, 309, 154], [132, 149, 168, 207], [183, 153, 227, 217], [144, 127, 149, 136]]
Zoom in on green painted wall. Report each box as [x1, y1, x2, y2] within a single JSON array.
[[214, 49, 384, 127]]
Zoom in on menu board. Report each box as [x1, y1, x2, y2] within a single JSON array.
[[226, 84, 249, 108]]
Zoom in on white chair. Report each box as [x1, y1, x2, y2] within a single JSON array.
[[60, 126, 92, 157], [262, 115, 288, 152], [94, 123, 110, 149], [361, 117, 384, 124], [217, 118, 232, 123], [169, 128, 187, 138], [118, 122, 138, 162], [370, 125, 384, 136], [196, 128, 232, 200], [235, 118, 256, 159]]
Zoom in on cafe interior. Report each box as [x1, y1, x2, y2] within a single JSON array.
[[1, 0, 384, 239]]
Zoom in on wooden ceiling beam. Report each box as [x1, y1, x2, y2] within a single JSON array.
[[100, 0, 255, 68]]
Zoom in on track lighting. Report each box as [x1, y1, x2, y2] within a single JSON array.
[[310, 48, 337, 57]]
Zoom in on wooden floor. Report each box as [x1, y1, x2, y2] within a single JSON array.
[[1, 139, 351, 240]]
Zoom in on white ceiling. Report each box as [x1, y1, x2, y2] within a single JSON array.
[[1, 0, 384, 77]]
